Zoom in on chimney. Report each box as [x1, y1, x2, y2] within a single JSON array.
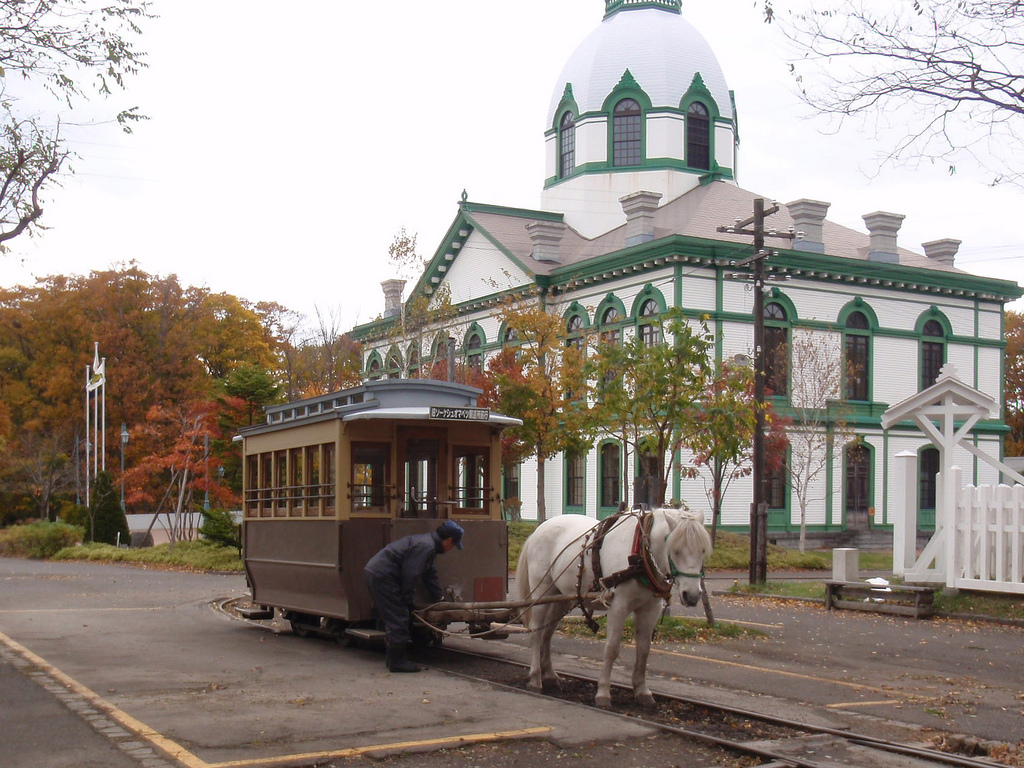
[[922, 238, 961, 267], [786, 199, 830, 254], [863, 211, 905, 264], [381, 279, 406, 319], [620, 190, 662, 246], [526, 219, 567, 263]]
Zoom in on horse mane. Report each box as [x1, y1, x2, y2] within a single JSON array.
[[664, 509, 713, 556]]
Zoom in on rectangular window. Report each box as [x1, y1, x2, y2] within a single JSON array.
[[322, 443, 336, 512], [919, 448, 939, 510], [275, 452, 288, 516], [352, 443, 388, 513], [845, 335, 869, 401], [566, 453, 585, 508], [245, 455, 260, 518], [921, 341, 943, 390], [600, 444, 620, 508], [305, 445, 321, 516], [288, 448, 303, 517], [613, 114, 641, 166], [453, 446, 489, 512], [503, 463, 520, 502], [765, 461, 786, 509]]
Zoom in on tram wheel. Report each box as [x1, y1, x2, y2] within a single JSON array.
[[286, 612, 320, 637]]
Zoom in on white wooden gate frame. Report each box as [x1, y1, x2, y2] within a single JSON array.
[[882, 365, 1024, 594]]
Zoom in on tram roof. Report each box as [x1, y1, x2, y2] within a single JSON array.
[[238, 379, 522, 437]]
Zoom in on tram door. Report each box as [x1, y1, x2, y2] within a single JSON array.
[[398, 428, 444, 517]]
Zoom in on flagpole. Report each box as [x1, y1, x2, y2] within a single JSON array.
[[85, 363, 91, 507], [101, 357, 106, 472]]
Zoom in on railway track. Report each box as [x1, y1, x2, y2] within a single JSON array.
[[416, 643, 1012, 768], [224, 600, 1018, 768]]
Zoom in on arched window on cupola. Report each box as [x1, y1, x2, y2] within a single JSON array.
[[407, 345, 420, 379], [559, 111, 576, 179], [613, 98, 642, 167], [386, 350, 402, 379], [686, 102, 711, 170]]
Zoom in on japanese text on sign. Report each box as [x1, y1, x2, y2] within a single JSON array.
[[429, 406, 490, 422]]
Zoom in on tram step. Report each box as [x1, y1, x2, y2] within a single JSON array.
[[238, 606, 275, 620], [345, 627, 387, 642]]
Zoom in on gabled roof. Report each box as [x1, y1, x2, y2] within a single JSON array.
[[880, 366, 999, 430]]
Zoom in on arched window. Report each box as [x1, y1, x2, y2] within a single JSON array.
[[764, 302, 789, 397], [638, 299, 660, 347], [844, 311, 870, 401], [566, 314, 585, 351], [921, 319, 945, 390], [386, 352, 402, 379], [503, 326, 518, 346], [600, 306, 622, 346], [368, 357, 382, 381], [559, 111, 576, 179], [466, 332, 483, 373], [600, 443, 621, 511], [613, 98, 642, 167], [845, 441, 871, 530], [686, 101, 710, 171], [407, 346, 420, 379]]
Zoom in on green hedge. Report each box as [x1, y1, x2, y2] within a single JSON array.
[[0, 521, 84, 559]]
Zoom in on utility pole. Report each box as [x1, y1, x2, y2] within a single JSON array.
[[719, 198, 795, 584]]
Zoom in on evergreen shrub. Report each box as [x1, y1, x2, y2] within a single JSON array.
[[0, 521, 83, 558]]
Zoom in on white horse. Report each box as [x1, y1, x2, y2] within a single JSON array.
[[515, 508, 712, 709]]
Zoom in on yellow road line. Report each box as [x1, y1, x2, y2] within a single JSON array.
[[0, 628, 210, 768], [653, 647, 895, 695], [826, 699, 904, 709], [0, 629, 554, 768], [0, 607, 162, 614], [206, 727, 554, 768]]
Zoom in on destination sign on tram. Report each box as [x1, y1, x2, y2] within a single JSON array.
[[429, 406, 490, 422]]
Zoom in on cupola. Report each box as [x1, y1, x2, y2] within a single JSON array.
[[541, 0, 738, 238]]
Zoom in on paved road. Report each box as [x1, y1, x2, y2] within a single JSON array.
[[0, 558, 656, 768], [2, 558, 1021, 768]]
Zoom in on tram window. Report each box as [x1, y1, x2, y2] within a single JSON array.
[[453, 446, 489, 513], [323, 443, 336, 512], [260, 454, 273, 517], [276, 453, 288, 516], [353, 442, 388, 513], [289, 448, 304, 517], [305, 445, 321, 516], [245, 455, 260, 518]]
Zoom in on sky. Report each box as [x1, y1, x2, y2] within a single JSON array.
[[4, 0, 1024, 337]]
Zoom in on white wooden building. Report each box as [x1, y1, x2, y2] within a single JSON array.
[[350, 0, 1021, 544]]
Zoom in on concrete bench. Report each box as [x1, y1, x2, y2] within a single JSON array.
[[824, 580, 936, 619]]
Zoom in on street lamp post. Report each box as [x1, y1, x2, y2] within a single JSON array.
[[120, 423, 129, 513]]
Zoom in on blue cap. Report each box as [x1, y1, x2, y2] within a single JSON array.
[[436, 520, 464, 549]]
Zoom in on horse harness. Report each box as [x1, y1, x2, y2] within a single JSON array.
[[576, 507, 675, 633]]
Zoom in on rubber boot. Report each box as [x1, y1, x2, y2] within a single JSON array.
[[386, 641, 422, 673]]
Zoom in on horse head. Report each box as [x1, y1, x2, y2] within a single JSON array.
[[661, 509, 713, 607]]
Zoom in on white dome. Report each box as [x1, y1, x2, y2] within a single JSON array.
[[547, 8, 733, 126]]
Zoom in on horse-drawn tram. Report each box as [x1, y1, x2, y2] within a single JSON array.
[[238, 379, 522, 641]]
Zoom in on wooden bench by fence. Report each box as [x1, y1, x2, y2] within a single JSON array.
[[824, 580, 936, 619]]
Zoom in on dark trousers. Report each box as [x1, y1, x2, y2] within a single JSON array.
[[364, 571, 411, 644]]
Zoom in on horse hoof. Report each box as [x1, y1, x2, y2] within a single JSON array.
[[636, 694, 656, 709], [595, 695, 612, 710], [542, 677, 560, 691]]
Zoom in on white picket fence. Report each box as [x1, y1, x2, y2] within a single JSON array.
[[897, 463, 1024, 595], [952, 468, 1024, 594]]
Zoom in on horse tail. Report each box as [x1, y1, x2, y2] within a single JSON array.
[[515, 535, 533, 627]]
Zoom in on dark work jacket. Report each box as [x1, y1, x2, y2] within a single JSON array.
[[364, 531, 445, 606]]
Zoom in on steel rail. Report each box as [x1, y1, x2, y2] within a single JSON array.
[[435, 644, 1008, 768]]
